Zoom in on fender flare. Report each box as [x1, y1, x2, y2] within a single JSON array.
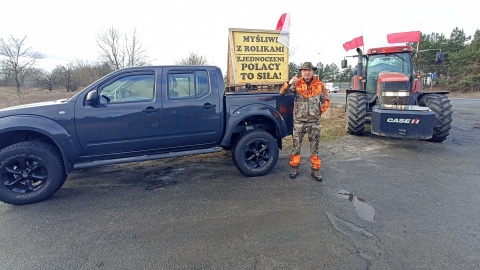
[[0, 115, 84, 174], [417, 91, 450, 99], [221, 103, 290, 147]]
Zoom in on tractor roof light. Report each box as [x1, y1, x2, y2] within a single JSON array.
[[367, 46, 413, 54]]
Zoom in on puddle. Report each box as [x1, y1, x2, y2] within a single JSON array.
[[337, 190, 376, 222]]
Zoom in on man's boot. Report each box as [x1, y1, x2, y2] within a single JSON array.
[[289, 166, 299, 179], [311, 169, 323, 182]]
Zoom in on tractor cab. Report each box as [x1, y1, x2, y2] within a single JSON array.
[[366, 47, 419, 109]]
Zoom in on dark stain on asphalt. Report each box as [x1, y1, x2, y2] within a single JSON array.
[[144, 166, 184, 190]]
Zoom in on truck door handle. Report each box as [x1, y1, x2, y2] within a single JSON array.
[[142, 106, 161, 114], [201, 103, 216, 110]]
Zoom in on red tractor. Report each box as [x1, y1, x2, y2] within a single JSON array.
[[341, 45, 453, 142]]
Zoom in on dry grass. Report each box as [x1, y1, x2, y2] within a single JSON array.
[[447, 91, 480, 98], [321, 106, 347, 140], [426, 85, 480, 98], [281, 106, 347, 149], [0, 87, 77, 109], [321, 116, 347, 140]]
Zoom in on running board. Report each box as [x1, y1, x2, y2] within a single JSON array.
[[74, 147, 223, 169]]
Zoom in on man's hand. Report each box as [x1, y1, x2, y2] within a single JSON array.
[[320, 94, 326, 103], [289, 74, 299, 85]]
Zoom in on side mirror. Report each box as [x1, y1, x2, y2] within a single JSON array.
[[341, 59, 348, 69], [85, 90, 99, 106], [435, 52, 445, 63]]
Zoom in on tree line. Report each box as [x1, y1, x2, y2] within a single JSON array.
[[0, 27, 208, 93], [1, 26, 478, 93]]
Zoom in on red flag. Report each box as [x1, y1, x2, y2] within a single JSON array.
[[343, 36, 363, 51], [276, 13, 290, 47], [387, 31, 421, 43]]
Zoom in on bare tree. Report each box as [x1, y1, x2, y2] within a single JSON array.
[[175, 52, 209, 65], [0, 35, 44, 92], [70, 59, 112, 87], [42, 69, 58, 91], [26, 68, 49, 89], [96, 27, 150, 70], [63, 63, 79, 92]]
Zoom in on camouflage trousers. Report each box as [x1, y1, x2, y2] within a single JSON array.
[[290, 120, 322, 170]]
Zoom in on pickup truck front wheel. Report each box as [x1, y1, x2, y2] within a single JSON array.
[[0, 141, 66, 205], [232, 130, 279, 177]]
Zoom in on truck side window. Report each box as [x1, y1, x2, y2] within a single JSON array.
[[168, 77, 178, 98], [168, 70, 209, 100], [99, 73, 155, 104], [196, 71, 209, 97]]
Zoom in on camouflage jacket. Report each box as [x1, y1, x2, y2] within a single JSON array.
[[279, 76, 330, 122]]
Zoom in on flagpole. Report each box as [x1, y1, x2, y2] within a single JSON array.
[[416, 22, 422, 54], [362, 30, 365, 52]]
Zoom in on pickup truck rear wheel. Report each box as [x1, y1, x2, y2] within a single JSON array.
[[232, 130, 279, 177], [0, 141, 66, 205]]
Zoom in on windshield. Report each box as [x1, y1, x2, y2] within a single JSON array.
[[367, 52, 412, 77]]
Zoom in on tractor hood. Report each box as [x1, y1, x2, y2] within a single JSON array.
[[377, 72, 409, 85], [376, 72, 409, 94], [376, 72, 411, 108]]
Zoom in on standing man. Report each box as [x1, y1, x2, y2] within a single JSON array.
[[279, 62, 330, 181]]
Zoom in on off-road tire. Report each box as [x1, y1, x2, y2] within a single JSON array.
[[346, 92, 367, 135], [232, 130, 279, 177], [420, 94, 453, 142], [0, 141, 66, 205]]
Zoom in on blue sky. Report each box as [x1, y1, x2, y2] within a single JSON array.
[[1, 0, 477, 76]]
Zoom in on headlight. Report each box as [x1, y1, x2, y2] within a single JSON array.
[[382, 91, 410, 97]]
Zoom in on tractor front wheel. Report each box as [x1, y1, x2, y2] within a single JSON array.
[[420, 94, 453, 142], [346, 92, 367, 135]]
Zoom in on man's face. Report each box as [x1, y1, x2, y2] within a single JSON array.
[[301, 69, 314, 81]]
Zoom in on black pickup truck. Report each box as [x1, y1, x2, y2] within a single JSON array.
[[0, 66, 293, 205]]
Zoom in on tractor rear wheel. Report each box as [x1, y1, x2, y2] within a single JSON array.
[[420, 94, 453, 142], [346, 92, 367, 135]]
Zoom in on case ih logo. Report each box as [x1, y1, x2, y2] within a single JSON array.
[[387, 118, 420, 124]]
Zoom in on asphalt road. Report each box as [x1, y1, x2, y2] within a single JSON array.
[[1, 97, 479, 270]]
